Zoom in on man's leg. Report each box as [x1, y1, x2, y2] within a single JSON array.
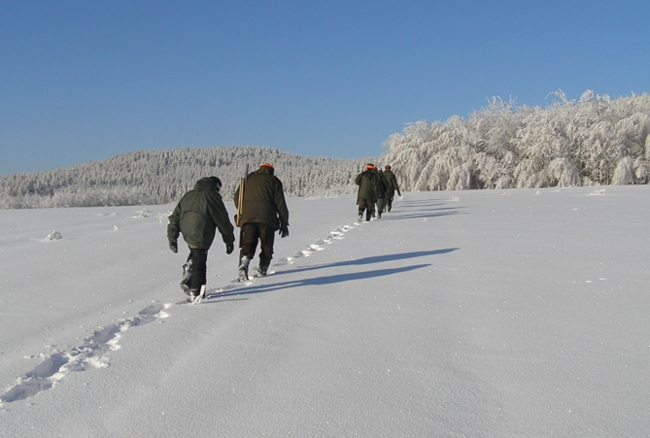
[[238, 223, 260, 281], [377, 198, 385, 218], [358, 198, 371, 221], [257, 225, 276, 276], [181, 255, 193, 292], [189, 248, 208, 296]]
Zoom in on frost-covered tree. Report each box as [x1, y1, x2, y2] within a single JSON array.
[[382, 91, 650, 192], [612, 157, 635, 185]]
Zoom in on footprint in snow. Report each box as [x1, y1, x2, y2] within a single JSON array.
[[0, 303, 169, 404]]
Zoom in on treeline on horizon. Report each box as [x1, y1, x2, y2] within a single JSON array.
[[0, 147, 374, 209], [1, 90, 649, 209]]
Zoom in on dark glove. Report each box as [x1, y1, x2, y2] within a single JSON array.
[[279, 225, 289, 238], [226, 242, 234, 254], [169, 239, 178, 253]]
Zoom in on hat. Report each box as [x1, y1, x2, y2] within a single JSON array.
[[365, 163, 375, 170], [385, 165, 391, 170], [260, 163, 275, 175], [209, 176, 222, 191]]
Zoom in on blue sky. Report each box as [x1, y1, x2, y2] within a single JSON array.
[[1, 1, 648, 175]]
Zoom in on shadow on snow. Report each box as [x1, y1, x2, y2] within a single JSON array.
[[284, 248, 459, 275], [208, 264, 431, 300], [206, 248, 458, 301]]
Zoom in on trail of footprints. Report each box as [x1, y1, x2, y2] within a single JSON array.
[[1, 224, 355, 405], [274, 225, 351, 267], [0, 304, 170, 405]]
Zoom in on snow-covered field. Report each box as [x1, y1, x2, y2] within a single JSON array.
[[1, 186, 649, 437]]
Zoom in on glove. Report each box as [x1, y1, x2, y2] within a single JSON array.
[[169, 239, 178, 253], [279, 225, 289, 238], [226, 242, 234, 254]]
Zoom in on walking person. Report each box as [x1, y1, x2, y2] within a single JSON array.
[[355, 163, 381, 221], [167, 177, 235, 300], [375, 166, 389, 219], [234, 163, 290, 281], [383, 165, 401, 212]]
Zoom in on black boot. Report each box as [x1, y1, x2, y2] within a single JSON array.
[[257, 258, 271, 277], [180, 260, 193, 292], [238, 255, 250, 282]]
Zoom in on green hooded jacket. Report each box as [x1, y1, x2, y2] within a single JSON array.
[[355, 169, 381, 203], [383, 169, 401, 197], [167, 177, 235, 249]]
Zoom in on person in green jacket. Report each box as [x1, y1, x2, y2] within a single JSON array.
[[234, 163, 290, 281], [168, 177, 235, 299], [383, 165, 401, 212], [355, 163, 381, 221], [375, 166, 389, 219]]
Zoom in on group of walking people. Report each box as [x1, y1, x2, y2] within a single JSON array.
[[355, 163, 401, 222], [167, 163, 289, 300], [167, 162, 399, 300]]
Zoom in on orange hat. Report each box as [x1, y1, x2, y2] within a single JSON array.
[[365, 163, 375, 170], [260, 163, 274, 170]]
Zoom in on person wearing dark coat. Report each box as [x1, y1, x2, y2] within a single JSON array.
[[167, 176, 235, 299], [383, 165, 401, 212], [355, 163, 381, 221], [233, 163, 290, 281], [375, 167, 389, 219]]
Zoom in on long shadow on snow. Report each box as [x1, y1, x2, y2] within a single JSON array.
[[386, 207, 465, 221], [397, 199, 447, 207], [205, 248, 458, 301], [206, 263, 432, 301], [395, 198, 464, 210], [279, 248, 458, 276]]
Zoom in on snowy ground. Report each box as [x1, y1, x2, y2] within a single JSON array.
[[1, 186, 649, 437]]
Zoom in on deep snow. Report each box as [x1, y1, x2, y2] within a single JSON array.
[[1, 186, 649, 437]]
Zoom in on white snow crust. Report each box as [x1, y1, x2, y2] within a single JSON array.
[[1, 186, 649, 437]]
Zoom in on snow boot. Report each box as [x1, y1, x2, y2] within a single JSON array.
[[180, 260, 193, 292], [238, 255, 250, 282], [257, 259, 270, 277]]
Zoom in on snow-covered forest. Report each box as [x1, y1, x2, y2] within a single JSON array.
[[383, 91, 650, 191], [0, 147, 373, 209], [2, 90, 649, 209]]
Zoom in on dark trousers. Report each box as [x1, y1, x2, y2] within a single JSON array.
[[239, 223, 275, 264], [386, 195, 394, 211], [376, 197, 385, 215], [358, 198, 374, 220], [187, 248, 208, 290]]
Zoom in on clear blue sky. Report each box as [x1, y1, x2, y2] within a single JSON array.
[[1, 1, 648, 175]]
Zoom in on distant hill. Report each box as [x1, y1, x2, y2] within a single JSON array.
[[0, 146, 377, 208]]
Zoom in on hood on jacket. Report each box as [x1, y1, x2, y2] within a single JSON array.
[[193, 177, 220, 191]]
